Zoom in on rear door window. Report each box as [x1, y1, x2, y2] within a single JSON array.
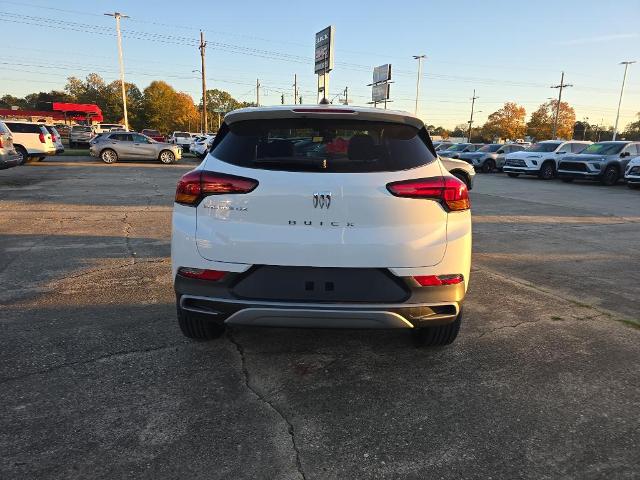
[[6, 123, 41, 134], [211, 119, 436, 173]]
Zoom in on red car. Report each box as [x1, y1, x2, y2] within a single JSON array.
[[141, 129, 166, 142]]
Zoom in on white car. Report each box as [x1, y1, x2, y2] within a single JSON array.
[[168, 131, 193, 150], [189, 134, 216, 158], [624, 156, 640, 189], [44, 125, 64, 155], [502, 140, 591, 179], [3, 121, 56, 163], [171, 105, 472, 346]]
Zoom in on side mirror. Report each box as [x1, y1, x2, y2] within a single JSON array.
[[621, 151, 630, 157], [496, 150, 504, 154]]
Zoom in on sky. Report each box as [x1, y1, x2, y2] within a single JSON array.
[[0, 0, 639, 130]]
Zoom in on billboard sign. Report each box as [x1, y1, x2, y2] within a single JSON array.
[[372, 83, 390, 103], [373, 64, 391, 84], [314, 26, 335, 74]]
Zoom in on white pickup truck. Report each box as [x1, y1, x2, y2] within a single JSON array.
[[168, 131, 193, 151]]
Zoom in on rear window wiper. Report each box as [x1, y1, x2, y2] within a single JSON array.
[[254, 156, 328, 169]]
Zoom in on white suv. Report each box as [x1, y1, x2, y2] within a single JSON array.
[[168, 131, 193, 150], [4, 121, 56, 163], [171, 105, 472, 346], [502, 140, 591, 179]]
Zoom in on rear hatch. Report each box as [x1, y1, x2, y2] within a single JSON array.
[[194, 113, 449, 269]]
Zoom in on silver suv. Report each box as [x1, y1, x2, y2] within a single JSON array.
[[458, 143, 526, 173], [69, 125, 95, 148], [0, 120, 21, 170], [557, 141, 640, 186]]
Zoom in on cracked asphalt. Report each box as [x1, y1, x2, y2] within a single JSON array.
[[1, 157, 639, 479]]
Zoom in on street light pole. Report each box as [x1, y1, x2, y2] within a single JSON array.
[[613, 61, 635, 141], [104, 12, 129, 131], [412, 55, 426, 115]]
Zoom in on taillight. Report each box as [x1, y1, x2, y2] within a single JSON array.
[[386, 176, 470, 211], [177, 267, 226, 281], [51, 134, 57, 142], [413, 274, 464, 287], [175, 170, 258, 206], [38, 133, 45, 143]]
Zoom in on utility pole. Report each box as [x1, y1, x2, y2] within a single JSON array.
[[412, 55, 426, 115], [256, 78, 260, 106], [467, 89, 478, 142], [613, 61, 635, 140], [550, 71, 573, 139], [199, 31, 208, 133], [104, 12, 129, 131], [293, 74, 298, 105]]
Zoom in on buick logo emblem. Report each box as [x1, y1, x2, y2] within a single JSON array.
[[313, 192, 331, 209]]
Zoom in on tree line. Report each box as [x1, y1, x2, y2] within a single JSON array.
[[0, 73, 253, 133], [434, 101, 640, 142]]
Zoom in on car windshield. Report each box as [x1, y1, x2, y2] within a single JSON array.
[[211, 118, 436, 173], [445, 144, 470, 152], [526, 142, 561, 152], [478, 144, 501, 152], [580, 143, 625, 155]]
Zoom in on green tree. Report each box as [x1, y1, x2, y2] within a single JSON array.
[[0, 94, 28, 109], [623, 112, 640, 141], [203, 88, 254, 131], [482, 102, 526, 140], [527, 100, 575, 140], [141, 81, 199, 133]]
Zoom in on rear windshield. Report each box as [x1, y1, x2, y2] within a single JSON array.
[[211, 119, 435, 173], [5, 122, 43, 134]]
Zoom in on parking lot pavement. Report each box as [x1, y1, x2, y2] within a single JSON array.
[[1, 164, 639, 479]]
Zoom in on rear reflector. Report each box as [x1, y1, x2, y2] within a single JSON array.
[[413, 274, 464, 287], [386, 176, 470, 211], [177, 267, 226, 281], [175, 170, 258, 206]]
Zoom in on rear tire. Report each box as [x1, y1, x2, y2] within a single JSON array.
[[100, 148, 118, 164], [412, 308, 462, 347], [482, 159, 495, 173], [15, 146, 28, 165], [538, 161, 555, 180], [601, 166, 619, 186], [507, 173, 519, 178], [177, 306, 225, 340]]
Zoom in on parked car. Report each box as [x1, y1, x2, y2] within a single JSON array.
[[168, 131, 193, 150], [433, 141, 454, 151], [4, 121, 56, 163], [141, 129, 166, 142], [625, 156, 640, 189], [439, 143, 481, 159], [557, 141, 640, 186], [441, 156, 476, 190], [0, 120, 21, 170], [94, 123, 126, 134], [171, 105, 471, 346], [89, 132, 182, 164], [44, 125, 64, 155], [69, 125, 95, 148], [502, 140, 591, 179], [495, 144, 526, 170], [459, 144, 527, 173], [190, 134, 216, 159]]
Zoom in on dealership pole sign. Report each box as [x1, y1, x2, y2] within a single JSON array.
[[315, 26, 335, 102], [369, 64, 392, 108]]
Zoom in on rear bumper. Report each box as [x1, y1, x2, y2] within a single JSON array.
[[175, 273, 464, 329]]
